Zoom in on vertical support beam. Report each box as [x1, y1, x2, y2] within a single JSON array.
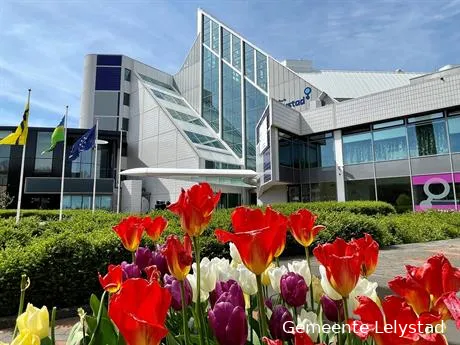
[[334, 129, 345, 202]]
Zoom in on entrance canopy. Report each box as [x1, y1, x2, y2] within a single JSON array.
[[120, 168, 258, 187]]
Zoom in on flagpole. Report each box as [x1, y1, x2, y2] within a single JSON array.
[[59, 106, 69, 221], [92, 119, 99, 214], [16, 89, 31, 225]]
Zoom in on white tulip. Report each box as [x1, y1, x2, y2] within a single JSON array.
[[237, 265, 258, 295], [210, 257, 233, 281], [186, 273, 208, 303], [297, 309, 320, 342], [192, 257, 218, 294], [319, 265, 342, 301], [288, 260, 312, 286], [229, 243, 242, 266], [267, 265, 288, 293], [348, 278, 379, 315]]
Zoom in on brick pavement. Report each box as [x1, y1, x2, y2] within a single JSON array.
[[1, 239, 459, 344]]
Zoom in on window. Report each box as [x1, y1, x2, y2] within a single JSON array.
[[202, 15, 211, 47], [184, 131, 225, 149], [63, 195, 112, 210], [211, 20, 219, 53], [376, 177, 412, 213], [412, 174, 456, 211], [407, 119, 448, 157], [124, 68, 131, 82], [232, 35, 241, 70], [151, 89, 187, 107], [139, 74, 175, 90], [373, 125, 407, 161], [222, 63, 242, 157], [343, 131, 373, 164], [121, 117, 129, 131], [123, 93, 130, 106], [0, 131, 10, 192], [166, 108, 205, 126], [256, 51, 267, 91], [279, 133, 292, 167], [96, 55, 122, 66], [202, 47, 219, 132], [346, 179, 376, 201], [95, 67, 121, 91], [448, 116, 460, 153], [205, 160, 240, 169], [310, 182, 337, 201], [222, 28, 231, 63], [244, 43, 254, 81], [71, 149, 93, 178], [307, 133, 335, 168], [218, 193, 241, 208], [35, 132, 53, 173]]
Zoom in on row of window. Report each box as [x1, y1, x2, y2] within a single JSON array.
[[184, 130, 225, 150], [63, 194, 112, 210], [151, 89, 188, 107], [166, 108, 205, 127], [343, 112, 460, 165]]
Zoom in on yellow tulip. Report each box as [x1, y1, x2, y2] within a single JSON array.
[[261, 263, 275, 286], [16, 304, 49, 340], [11, 332, 40, 345], [311, 275, 324, 303]]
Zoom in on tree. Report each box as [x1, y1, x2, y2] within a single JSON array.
[[0, 190, 14, 209]]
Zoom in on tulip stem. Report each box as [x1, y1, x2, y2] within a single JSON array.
[[343, 297, 350, 345], [12, 274, 29, 340], [192, 237, 205, 345], [88, 291, 107, 345], [131, 251, 135, 264], [292, 306, 298, 325], [249, 298, 253, 344], [51, 307, 57, 345], [305, 247, 314, 311], [256, 274, 268, 338], [180, 281, 190, 345], [318, 304, 324, 344]]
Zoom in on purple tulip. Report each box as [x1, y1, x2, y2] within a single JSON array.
[[163, 274, 192, 311], [269, 305, 294, 341], [320, 295, 345, 322], [208, 302, 248, 345], [120, 261, 141, 280], [265, 297, 273, 311], [210, 280, 244, 309], [135, 246, 154, 271], [151, 245, 169, 277], [280, 272, 308, 307]]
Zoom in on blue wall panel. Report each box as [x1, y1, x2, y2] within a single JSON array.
[[97, 55, 122, 66], [95, 67, 121, 91]]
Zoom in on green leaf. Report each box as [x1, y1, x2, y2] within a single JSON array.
[[40, 337, 52, 345]]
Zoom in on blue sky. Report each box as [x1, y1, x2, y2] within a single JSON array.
[[0, 0, 459, 128]]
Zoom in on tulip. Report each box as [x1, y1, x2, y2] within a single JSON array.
[[320, 295, 344, 322], [237, 265, 258, 295], [294, 332, 316, 345], [267, 265, 288, 294], [262, 338, 283, 345], [186, 273, 208, 303], [163, 274, 192, 311], [112, 216, 144, 252], [313, 238, 361, 298], [280, 272, 308, 307], [120, 261, 141, 280], [288, 260, 312, 286], [318, 265, 342, 301], [98, 264, 123, 293], [143, 215, 168, 242], [289, 209, 325, 248], [168, 182, 221, 237], [144, 265, 161, 282], [135, 246, 154, 272], [210, 279, 245, 309], [211, 257, 238, 282], [208, 301, 248, 345], [109, 279, 171, 345], [192, 257, 218, 295], [162, 234, 193, 281], [351, 233, 379, 277], [151, 245, 169, 277], [311, 276, 324, 303], [215, 206, 288, 275], [262, 263, 275, 286], [269, 305, 294, 341], [296, 309, 320, 343], [229, 242, 242, 266], [16, 304, 49, 340], [349, 278, 379, 315], [10, 332, 41, 345]]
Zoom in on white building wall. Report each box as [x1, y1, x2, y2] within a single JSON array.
[[258, 184, 287, 205], [121, 180, 142, 213]]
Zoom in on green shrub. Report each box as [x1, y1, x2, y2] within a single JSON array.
[[270, 201, 396, 216]]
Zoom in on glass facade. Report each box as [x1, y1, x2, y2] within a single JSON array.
[[343, 131, 373, 164], [222, 63, 242, 156], [308, 133, 335, 168], [222, 28, 231, 63], [34, 132, 53, 173], [202, 15, 211, 47], [256, 51, 267, 91], [202, 47, 219, 132], [412, 173, 456, 211], [63, 195, 112, 210], [448, 115, 460, 153], [211, 20, 219, 53], [376, 177, 412, 213], [244, 43, 254, 81], [245, 80, 267, 170], [0, 131, 10, 193], [346, 179, 376, 201], [408, 118, 449, 157], [373, 125, 407, 161], [232, 35, 241, 70]]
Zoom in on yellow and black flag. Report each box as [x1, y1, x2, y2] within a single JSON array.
[[0, 100, 30, 145]]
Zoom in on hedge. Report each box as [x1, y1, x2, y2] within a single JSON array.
[[0, 202, 458, 317]]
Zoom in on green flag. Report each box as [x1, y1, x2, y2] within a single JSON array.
[[42, 116, 65, 154]]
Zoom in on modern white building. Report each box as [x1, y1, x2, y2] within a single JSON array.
[[80, 9, 460, 212]]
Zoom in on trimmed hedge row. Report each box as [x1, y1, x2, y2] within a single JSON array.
[[0, 202, 458, 317]]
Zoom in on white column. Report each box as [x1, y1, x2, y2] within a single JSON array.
[[334, 129, 345, 202]]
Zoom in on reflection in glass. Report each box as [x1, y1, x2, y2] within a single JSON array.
[[244, 43, 254, 81], [407, 120, 448, 157], [308, 135, 335, 168], [345, 179, 376, 201], [202, 47, 219, 132], [310, 182, 337, 201], [211, 20, 219, 53], [373, 126, 407, 161], [202, 15, 210, 47], [376, 177, 412, 212], [222, 28, 231, 62], [343, 132, 373, 164], [232, 35, 241, 70], [256, 51, 267, 91], [448, 116, 460, 153], [279, 134, 292, 167], [222, 63, 242, 157]]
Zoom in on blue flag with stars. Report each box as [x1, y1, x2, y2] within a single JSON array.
[[68, 126, 96, 161]]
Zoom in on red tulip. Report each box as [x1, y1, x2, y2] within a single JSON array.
[[168, 182, 221, 237], [98, 264, 122, 293], [215, 206, 288, 275], [350, 295, 447, 345], [289, 209, 325, 248], [109, 279, 171, 345], [143, 216, 168, 242], [294, 332, 315, 345], [144, 265, 161, 282], [351, 233, 379, 277], [113, 216, 144, 252], [161, 235, 193, 281], [262, 338, 283, 345], [313, 238, 361, 297]]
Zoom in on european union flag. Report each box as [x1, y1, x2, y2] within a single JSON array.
[[68, 126, 96, 161]]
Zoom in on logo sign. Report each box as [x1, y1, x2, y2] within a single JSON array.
[[284, 87, 312, 108]]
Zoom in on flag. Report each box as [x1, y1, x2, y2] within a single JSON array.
[[41, 116, 65, 154], [0, 100, 29, 145], [68, 126, 96, 161]]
